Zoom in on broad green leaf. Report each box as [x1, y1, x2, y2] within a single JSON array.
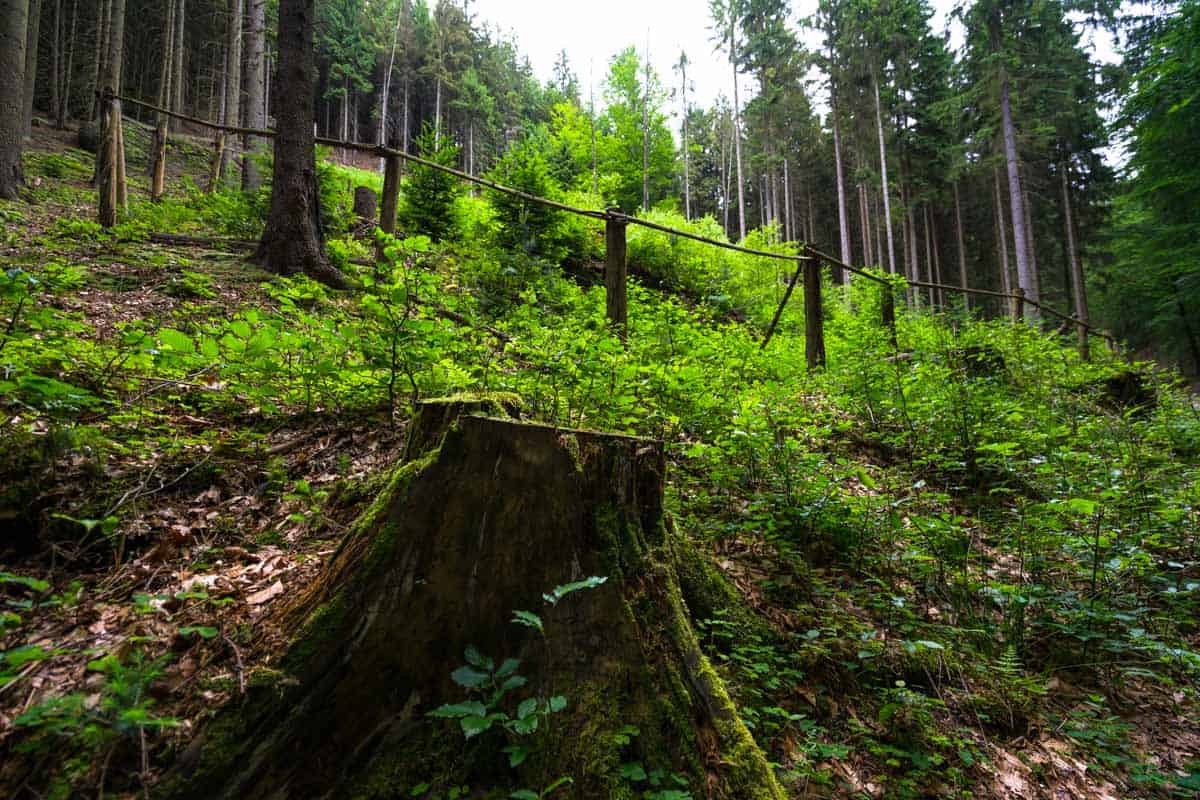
[[451, 665, 490, 689], [428, 701, 487, 719]]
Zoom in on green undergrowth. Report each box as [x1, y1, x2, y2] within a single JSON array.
[[2, 152, 1199, 798]]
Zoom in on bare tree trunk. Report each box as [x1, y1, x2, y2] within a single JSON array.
[[782, 158, 791, 243], [97, 0, 126, 224], [999, 80, 1035, 318], [831, 83, 851, 269], [434, 74, 442, 149], [241, 0, 265, 190], [171, 0, 185, 132], [150, 0, 174, 201], [730, 27, 746, 240], [858, 182, 871, 268], [379, 0, 402, 152], [1061, 164, 1088, 344], [256, 0, 346, 289], [0, 0, 27, 199], [90, 0, 109, 121], [872, 74, 896, 273], [1022, 182, 1041, 304], [642, 40, 650, 211], [23, 0, 42, 138], [219, 0, 243, 184], [57, 0, 76, 126], [953, 180, 969, 310], [680, 57, 690, 220], [589, 75, 597, 194], [50, 0, 60, 131], [993, 166, 1013, 305]]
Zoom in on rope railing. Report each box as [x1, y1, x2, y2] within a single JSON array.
[[99, 90, 1115, 365]]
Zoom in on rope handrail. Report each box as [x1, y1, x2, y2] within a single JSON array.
[[108, 91, 1116, 348]]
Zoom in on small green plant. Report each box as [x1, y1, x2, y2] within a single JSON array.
[[164, 269, 218, 300]]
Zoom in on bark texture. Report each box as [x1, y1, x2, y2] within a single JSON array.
[[254, 0, 346, 288], [164, 398, 782, 800], [0, 0, 27, 200], [22, 0, 41, 138], [241, 0, 266, 191]]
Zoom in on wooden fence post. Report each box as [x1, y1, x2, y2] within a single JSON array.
[[804, 257, 826, 369], [150, 118, 168, 202], [605, 208, 628, 340], [98, 91, 120, 228], [207, 131, 226, 193], [881, 281, 898, 349]]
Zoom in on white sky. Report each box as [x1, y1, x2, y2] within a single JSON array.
[[468, 0, 1125, 123]]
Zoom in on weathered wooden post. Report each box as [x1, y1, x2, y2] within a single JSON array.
[[803, 257, 826, 369], [881, 281, 898, 349], [380, 153, 401, 235], [605, 208, 628, 340], [97, 89, 120, 228], [150, 118, 168, 202], [1077, 319, 1090, 362], [207, 131, 225, 193], [376, 152, 402, 261]]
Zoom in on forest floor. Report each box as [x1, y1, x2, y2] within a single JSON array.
[[1, 125, 1198, 799]]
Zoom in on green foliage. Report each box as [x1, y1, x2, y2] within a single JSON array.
[[400, 125, 463, 242]]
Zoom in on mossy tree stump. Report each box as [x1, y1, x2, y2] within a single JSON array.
[[166, 399, 782, 800]]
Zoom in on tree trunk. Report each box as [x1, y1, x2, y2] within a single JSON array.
[[953, 180, 969, 310], [858, 182, 871, 268], [993, 166, 1013, 310], [90, 0, 109, 121], [150, 0, 174, 201], [22, 0, 42, 138], [1022, 182, 1041, 305], [242, 0, 265, 191], [1062, 163, 1089, 357], [50, 0, 59, 131], [171, 0, 185, 132], [255, 0, 346, 289], [872, 74, 896, 273], [56, 0, 75, 127], [831, 83, 851, 270], [999, 81, 1035, 318], [730, 28, 746, 241], [96, 0, 125, 223], [0, 0, 27, 200], [681, 58, 690, 220], [219, 0, 243, 185], [161, 399, 783, 800], [434, 74, 442, 149]]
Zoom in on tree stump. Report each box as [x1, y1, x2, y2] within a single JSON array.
[[166, 398, 781, 800], [354, 184, 378, 224]]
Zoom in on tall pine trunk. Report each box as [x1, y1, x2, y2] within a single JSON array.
[[1061, 163, 1088, 336], [0, 0, 27, 199], [831, 83, 851, 271], [23, 0, 42, 138], [219, 0, 243, 184], [730, 27, 746, 240], [953, 180, 969, 310], [993, 167, 1012, 301], [997, 61, 1035, 317], [242, 0, 265, 190], [58, 0, 76, 127], [256, 0, 346, 289], [872, 74, 896, 273], [171, 0, 185, 132]]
